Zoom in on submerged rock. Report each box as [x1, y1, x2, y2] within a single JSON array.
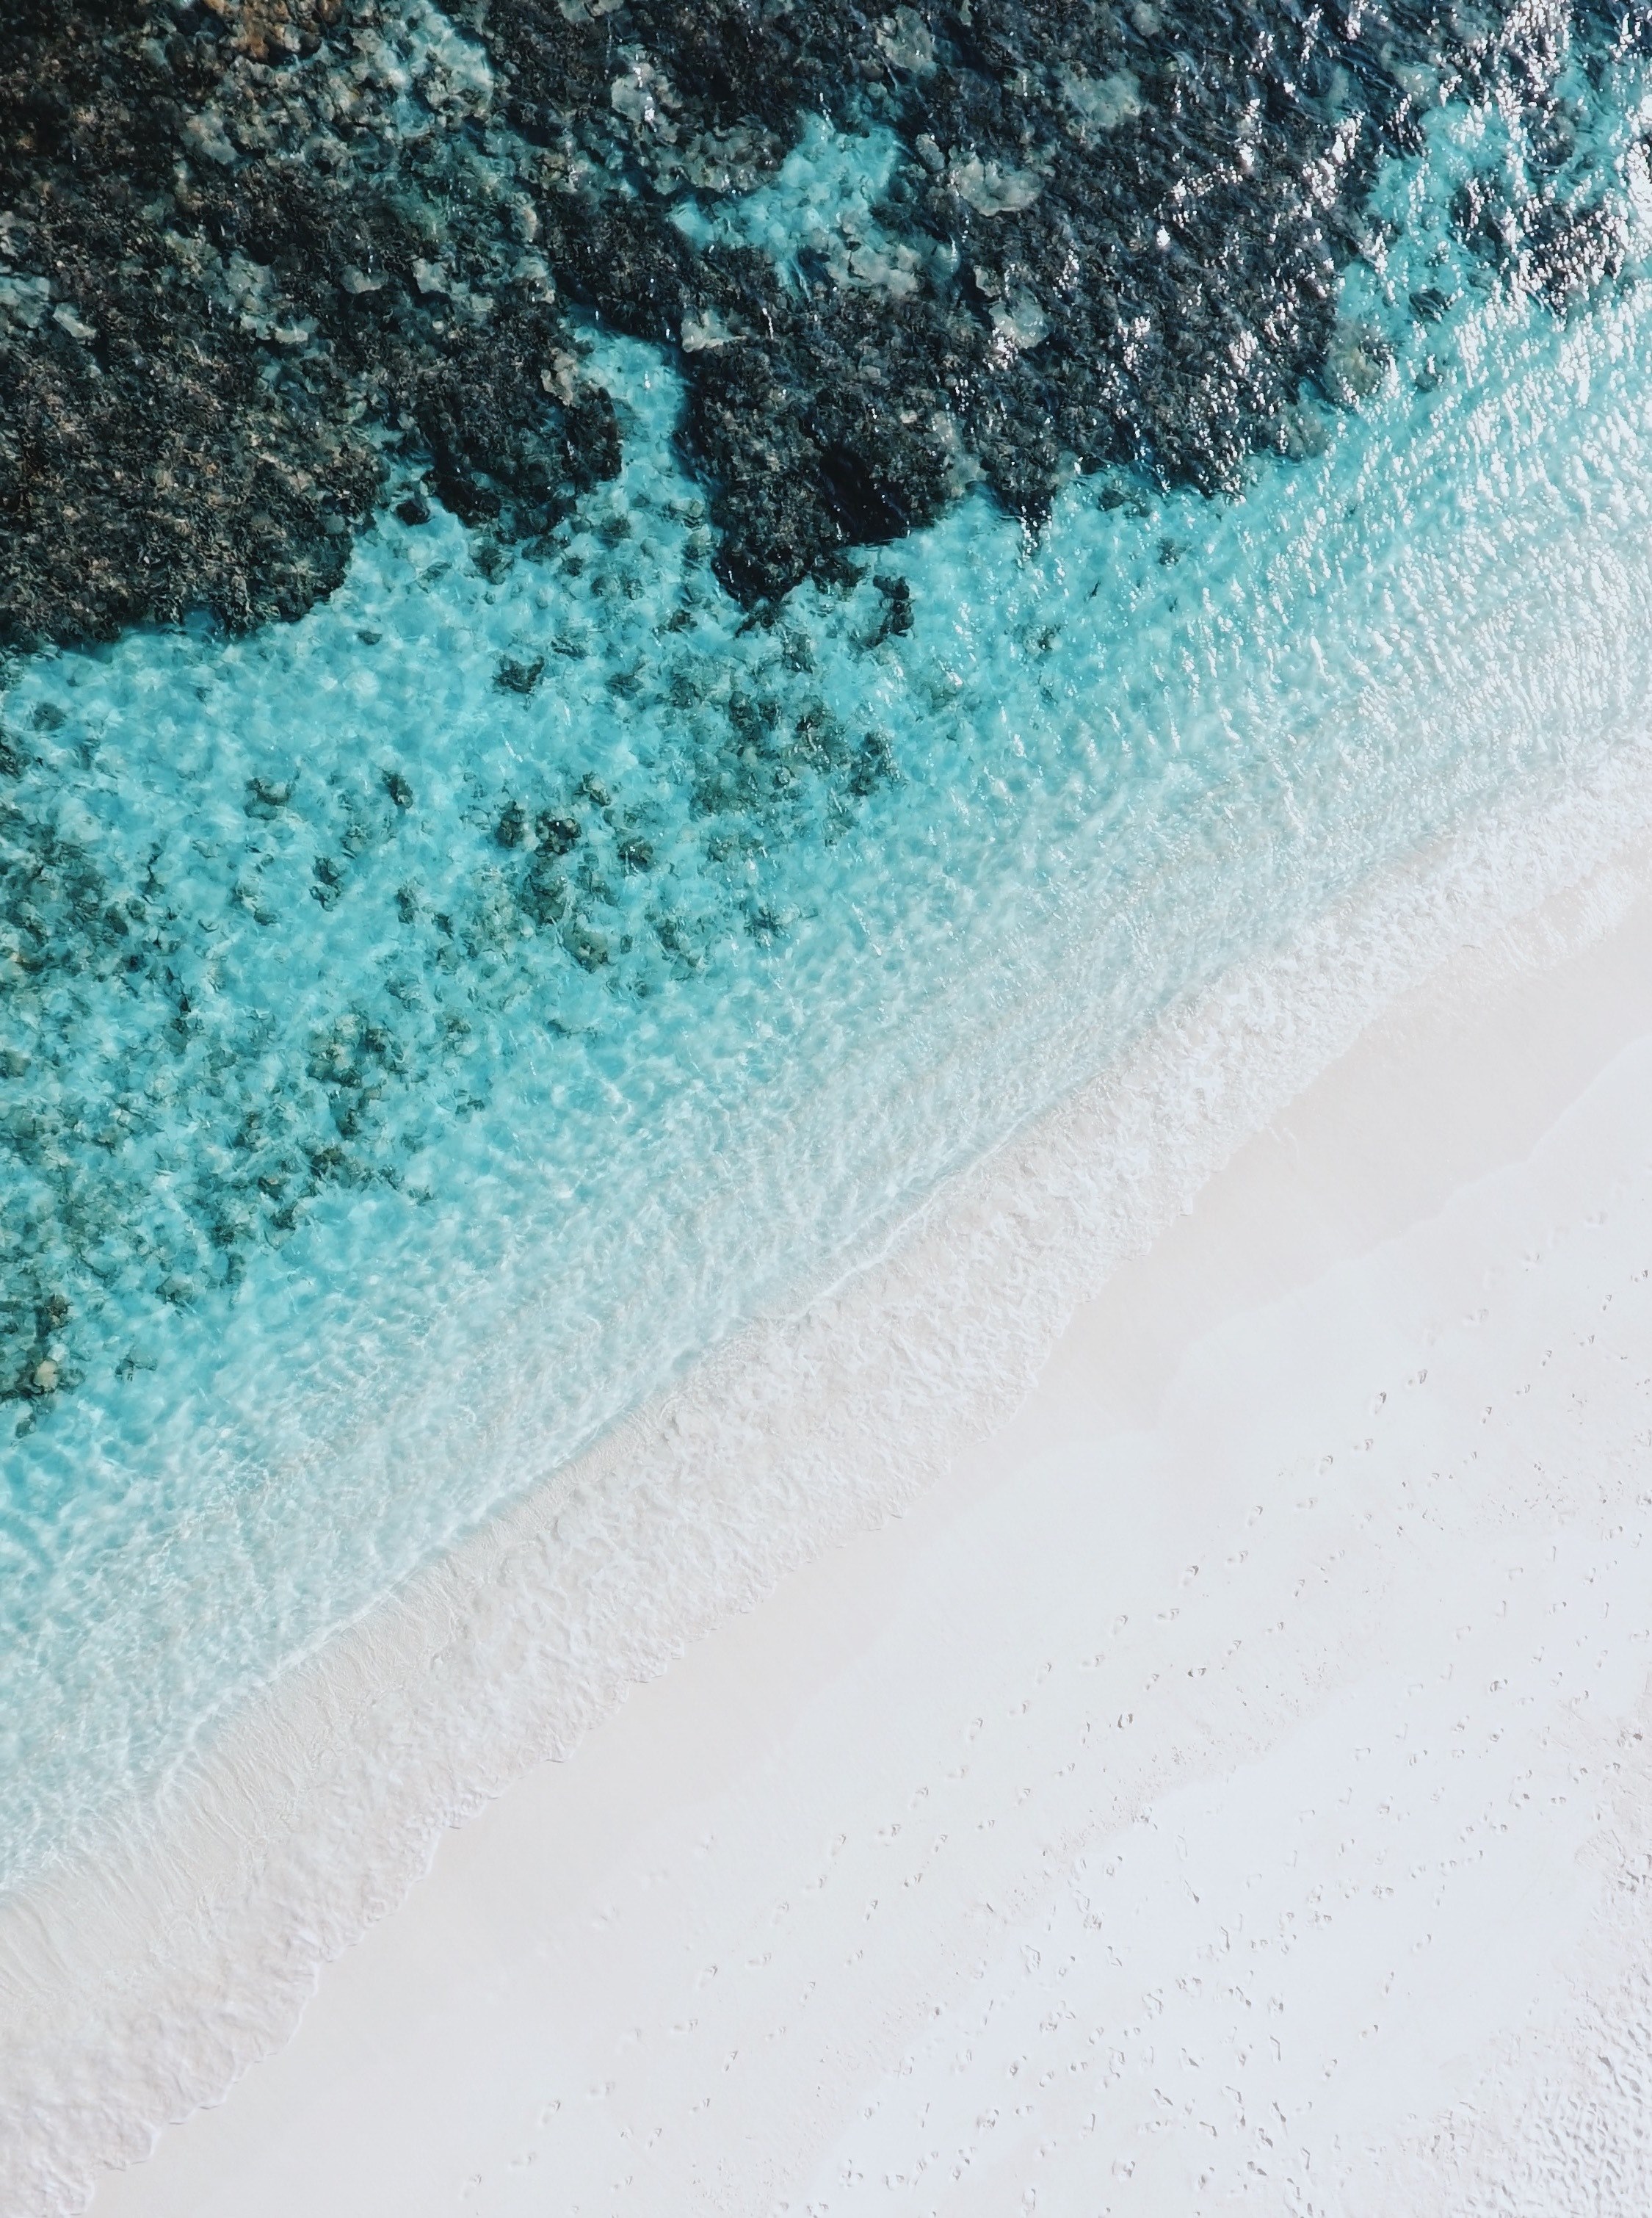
[[0, 0, 618, 646], [495, 652, 546, 695], [1, 0, 1642, 643], [488, 0, 1634, 597]]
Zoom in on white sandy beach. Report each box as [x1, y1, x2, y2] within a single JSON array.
[[73, 820, 1652, 2215]]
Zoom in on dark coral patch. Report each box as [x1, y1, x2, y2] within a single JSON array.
[[1, 0, 1644, 643], [487, 0, 1643, 599], [0, 0, 618, 647]]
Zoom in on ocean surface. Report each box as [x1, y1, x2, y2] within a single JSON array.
[[7, 10, 1652, 2200]]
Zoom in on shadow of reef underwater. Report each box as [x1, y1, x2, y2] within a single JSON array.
[[1, 0, 1642, 644]]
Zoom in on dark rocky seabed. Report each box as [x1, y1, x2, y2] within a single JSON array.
[[1, 0, 1640, 646]]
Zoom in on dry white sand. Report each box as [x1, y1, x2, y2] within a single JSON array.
[[89, 848, 1652, 2215]]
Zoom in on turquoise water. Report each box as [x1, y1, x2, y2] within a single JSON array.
[[6, 62, 1652, 1902]]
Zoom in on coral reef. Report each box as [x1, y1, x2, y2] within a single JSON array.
[[0, 0, 616, 646], [3, 0, 1640, 641]]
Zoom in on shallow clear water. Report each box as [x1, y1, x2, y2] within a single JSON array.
[[6, 57, 1652, 1903]]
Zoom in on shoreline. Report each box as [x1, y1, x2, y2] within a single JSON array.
[[89, 756, 1652, 2211], [10, 733, 1652, 2213]]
